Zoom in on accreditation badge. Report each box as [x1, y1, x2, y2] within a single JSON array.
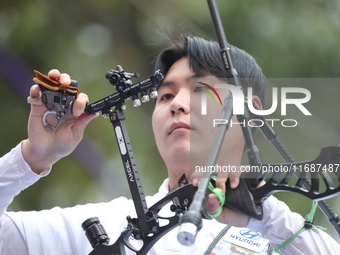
[[210, 227, 277, 255]]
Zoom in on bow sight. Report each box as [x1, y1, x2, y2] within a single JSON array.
[[105, 65, 149, 108], [85, 65, 161, 114]]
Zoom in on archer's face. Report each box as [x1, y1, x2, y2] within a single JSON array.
[[152, 57, 245, 184]]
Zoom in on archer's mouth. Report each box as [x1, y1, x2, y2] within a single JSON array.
[[168, 122, 191, 134]]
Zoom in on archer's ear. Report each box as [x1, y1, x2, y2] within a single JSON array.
[[252, 96, 263, 110]]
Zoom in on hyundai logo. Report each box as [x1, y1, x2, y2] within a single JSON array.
[[239, 230, 261, 240]]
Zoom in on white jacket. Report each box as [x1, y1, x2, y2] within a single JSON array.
[[0, 143, 339, 254]]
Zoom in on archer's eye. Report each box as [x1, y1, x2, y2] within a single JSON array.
[[159, 93, 174, 102]]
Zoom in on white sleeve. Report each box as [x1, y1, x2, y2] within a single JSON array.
[[0, 142, 50, 216], [247, 195, 340, 254], [0, 143, 133, 255], [1, 200, 131, 255], [0, 142, 49, 254]]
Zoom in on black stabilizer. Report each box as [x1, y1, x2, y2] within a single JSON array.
[[177, 182, 207, 246], [177, 209, 203, 245], [82, 217, 110, 248]]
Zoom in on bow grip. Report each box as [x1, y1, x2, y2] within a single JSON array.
[[224, 178, 263, 220], [210, 177, 263, 220]]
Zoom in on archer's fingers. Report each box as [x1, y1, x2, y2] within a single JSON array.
[[72, 112, 99, 141], [47, 69, 71, 86], [27, 85, 42, 105], [72, 93, 88, 117], [47, 69, 61, 80], [229, 177, 240, 189], [59, 73, 71, 85], [206, 193, 220, 216], [215, 177, 227, 195]]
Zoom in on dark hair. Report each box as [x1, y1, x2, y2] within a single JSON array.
[[154, 35, 267, 105]]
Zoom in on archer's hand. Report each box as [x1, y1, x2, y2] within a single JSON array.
[[193, 169, 266, 227], [22, 69, 98, 174], [207, 176, 251, 227], [192, 170, 250, 227]]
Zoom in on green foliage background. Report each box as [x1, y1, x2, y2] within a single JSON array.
[[1, 0, 340, 241]]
